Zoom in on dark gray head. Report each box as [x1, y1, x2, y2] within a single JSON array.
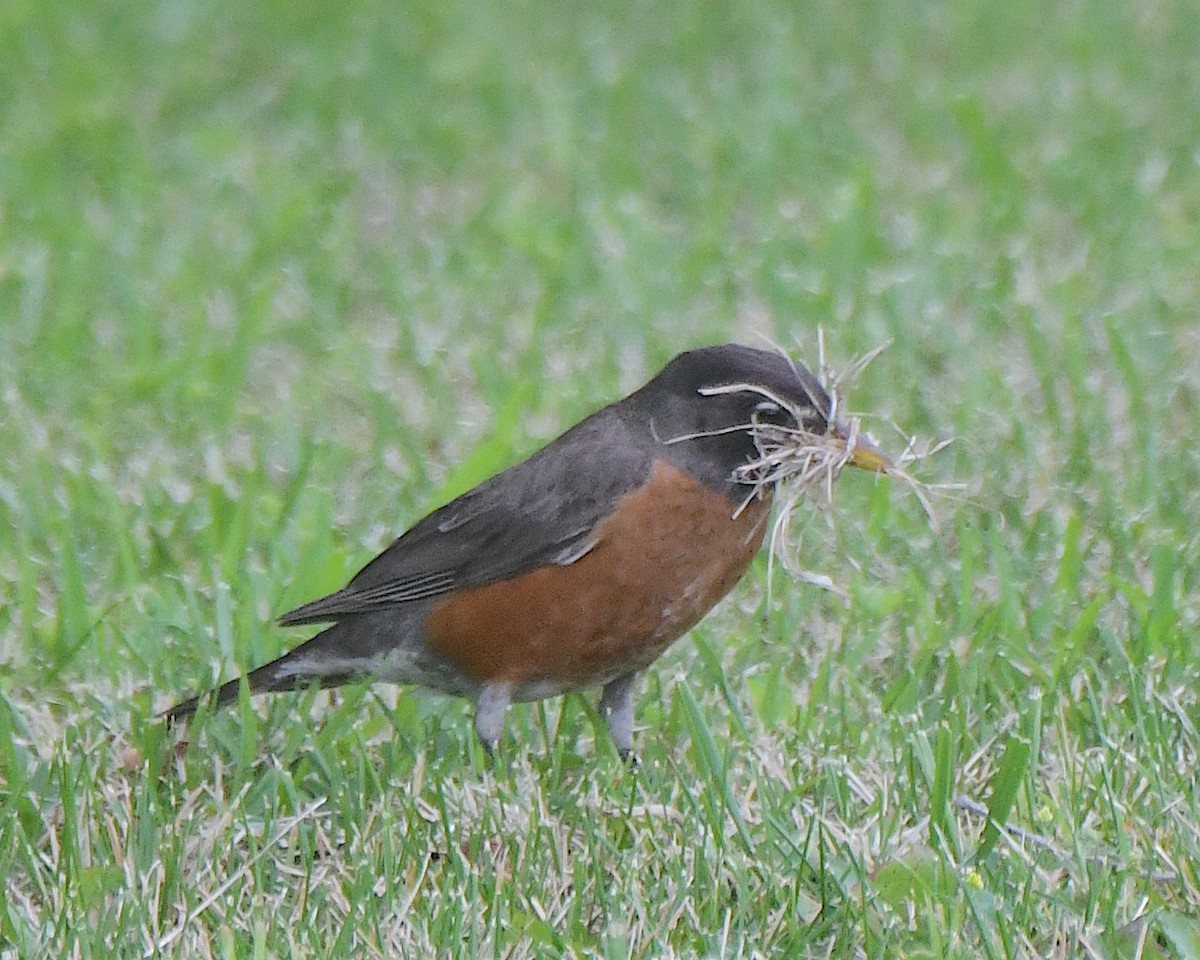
[[625, 344, 837, 492]]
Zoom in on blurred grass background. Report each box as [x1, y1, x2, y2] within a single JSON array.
[[2, 0, 1199, 956]]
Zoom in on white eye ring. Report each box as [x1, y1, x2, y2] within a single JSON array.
[[754, 400, 782, 413]]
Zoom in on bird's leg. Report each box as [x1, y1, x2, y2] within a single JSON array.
[[474, 681, 513, 755], [599, 673, 638, 761]]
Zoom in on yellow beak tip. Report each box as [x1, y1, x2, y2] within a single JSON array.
[[845, 437, 892, 473]]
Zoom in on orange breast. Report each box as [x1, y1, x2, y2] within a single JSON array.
[[422, 460, 770, 690]]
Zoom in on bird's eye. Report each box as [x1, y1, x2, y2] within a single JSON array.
[[754, 400, 782, 413], [802, 412, 830, 435]]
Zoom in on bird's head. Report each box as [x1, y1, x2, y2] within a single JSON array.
[[632, 343, 890, 494]]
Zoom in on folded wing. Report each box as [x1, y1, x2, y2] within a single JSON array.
[[278, 411, 651, 626]]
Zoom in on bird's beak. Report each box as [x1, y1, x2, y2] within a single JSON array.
[[836, 425, 892, 473]]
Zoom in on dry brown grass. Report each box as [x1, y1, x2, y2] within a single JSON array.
[[696, 337, 957, 594]]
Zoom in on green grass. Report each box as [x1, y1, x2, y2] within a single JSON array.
[[3, 0, 1200, 955]]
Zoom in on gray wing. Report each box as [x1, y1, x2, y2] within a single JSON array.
[[278, 409, 652, 626]]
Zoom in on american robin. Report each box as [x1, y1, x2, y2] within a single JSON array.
[[164, 343, 889, 756]]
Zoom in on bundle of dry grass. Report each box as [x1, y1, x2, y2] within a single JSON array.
[[706, 336, 951, 592]]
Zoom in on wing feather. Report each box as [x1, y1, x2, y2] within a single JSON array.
[[277, 410, 650, 626]]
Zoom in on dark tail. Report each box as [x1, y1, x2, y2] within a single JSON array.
[[161, 624, 360, 723]]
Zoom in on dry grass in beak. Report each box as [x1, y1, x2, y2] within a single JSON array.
[[702, 339, 953, 592]]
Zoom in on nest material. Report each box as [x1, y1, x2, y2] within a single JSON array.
[[704, 341, 947, 595], [696, 383, 873, 595]]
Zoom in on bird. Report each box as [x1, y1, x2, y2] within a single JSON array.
[[163, 343, 890, 757]]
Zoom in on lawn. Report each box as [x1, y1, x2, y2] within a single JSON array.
[[2, 0, 1199, 956]]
